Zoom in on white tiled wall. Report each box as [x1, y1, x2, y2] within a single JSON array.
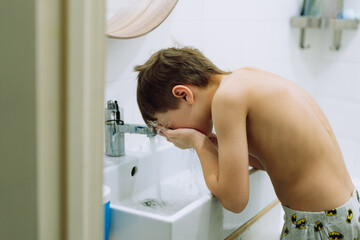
[[105, 0, 360, 178]]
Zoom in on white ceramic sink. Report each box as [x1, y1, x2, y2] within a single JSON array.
[[103, 138, 277, 240]]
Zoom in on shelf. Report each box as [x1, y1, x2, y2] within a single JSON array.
[[291, 16, 322, 28], [290, 16, 359, 50], [330, 18, 359, 30], [291, 16, 359, 29]]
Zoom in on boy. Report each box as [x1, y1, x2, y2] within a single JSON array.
[[134, 47, 359, 239]]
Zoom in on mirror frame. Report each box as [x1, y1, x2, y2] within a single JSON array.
[[107, 0, 178, 39]]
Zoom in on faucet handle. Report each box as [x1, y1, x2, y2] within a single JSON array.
[[105, 100, 123, 125], [114, 101, 122, 125], [107, 100, 117, 110]]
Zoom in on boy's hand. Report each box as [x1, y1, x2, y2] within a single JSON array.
[[159, 128, 206, 149]]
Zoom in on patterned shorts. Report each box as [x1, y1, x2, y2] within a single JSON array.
[[280, 188, 360, 240]]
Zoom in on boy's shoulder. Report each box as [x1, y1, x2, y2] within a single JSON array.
[[213, 67, 257, 103], [211, 69, 255, 117]]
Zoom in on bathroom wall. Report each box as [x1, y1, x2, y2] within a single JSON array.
[[106, 0, 360, 179]]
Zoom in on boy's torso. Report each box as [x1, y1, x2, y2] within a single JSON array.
[[216, 67, 353, 212]]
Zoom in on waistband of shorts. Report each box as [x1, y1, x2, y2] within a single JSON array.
[[282, 188, 359, 225]]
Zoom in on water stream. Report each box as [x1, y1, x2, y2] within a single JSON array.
[[149, 136, 163, 204]]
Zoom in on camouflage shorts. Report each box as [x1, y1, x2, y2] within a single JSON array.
[[280, 188, 360, 240]]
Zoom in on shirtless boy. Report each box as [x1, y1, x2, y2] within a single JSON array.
[[134, 47, 359, 239]]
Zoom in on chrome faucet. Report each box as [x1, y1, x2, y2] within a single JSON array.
[[105, 100, 156, 157]]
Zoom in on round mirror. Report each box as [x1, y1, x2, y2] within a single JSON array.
[[106, 0, 178, 39]]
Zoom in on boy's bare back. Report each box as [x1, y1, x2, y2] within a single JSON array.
[[214, 67, 353, 211]]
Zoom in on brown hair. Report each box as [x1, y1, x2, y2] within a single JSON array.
[[134, 46, 230, 125]]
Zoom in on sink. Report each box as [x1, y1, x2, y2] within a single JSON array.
[[103, 139, 277, 240]]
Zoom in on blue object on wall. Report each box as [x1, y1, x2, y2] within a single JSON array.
[[103, 185, 111, 240]]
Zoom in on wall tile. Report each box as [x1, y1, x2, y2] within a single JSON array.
[[106, 13, 175, 84], [343, 0, 360, 17], [202, 21, 245, 67], [203, 0, 301, 21], [171, 0, 204, 22], [106, 38, 143, 83], [337, 137, 359, 178], [169, 21, 204, 49], [314, 62, 360, 102], [202, 22, 323, 68], [233, 22, 292, 62], [353, 140, 360, 178], [318, 28, 360, 63], [316, 97, 360, 141], [105, 78, 136, 113]]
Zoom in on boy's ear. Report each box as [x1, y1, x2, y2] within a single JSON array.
[[172, 85, 194, 105]]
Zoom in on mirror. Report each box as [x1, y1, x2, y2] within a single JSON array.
[[106, 0, 178, 39]]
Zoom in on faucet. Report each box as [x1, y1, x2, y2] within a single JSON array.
[[105, 100, 156, 157]]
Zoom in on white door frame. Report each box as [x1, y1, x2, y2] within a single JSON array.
[[1, 1, 105, 239], [62, 0, 105, 239], [37, 0, 105, 239]]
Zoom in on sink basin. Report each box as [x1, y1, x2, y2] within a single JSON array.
[[103, 139, 277, 240]]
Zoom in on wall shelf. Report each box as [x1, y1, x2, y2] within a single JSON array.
[[290, 16, 359, 50]]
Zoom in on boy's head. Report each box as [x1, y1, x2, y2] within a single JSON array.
[[135, 46, 229, 126]]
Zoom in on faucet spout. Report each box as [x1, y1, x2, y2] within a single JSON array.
[[118, 124, 156, 137]]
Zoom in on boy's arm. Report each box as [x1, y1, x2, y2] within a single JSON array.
[[210, 132, 263, 170], [207, 93, 250, 213], [162, 125, 248, 213], [162, 95, 250, 213]]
